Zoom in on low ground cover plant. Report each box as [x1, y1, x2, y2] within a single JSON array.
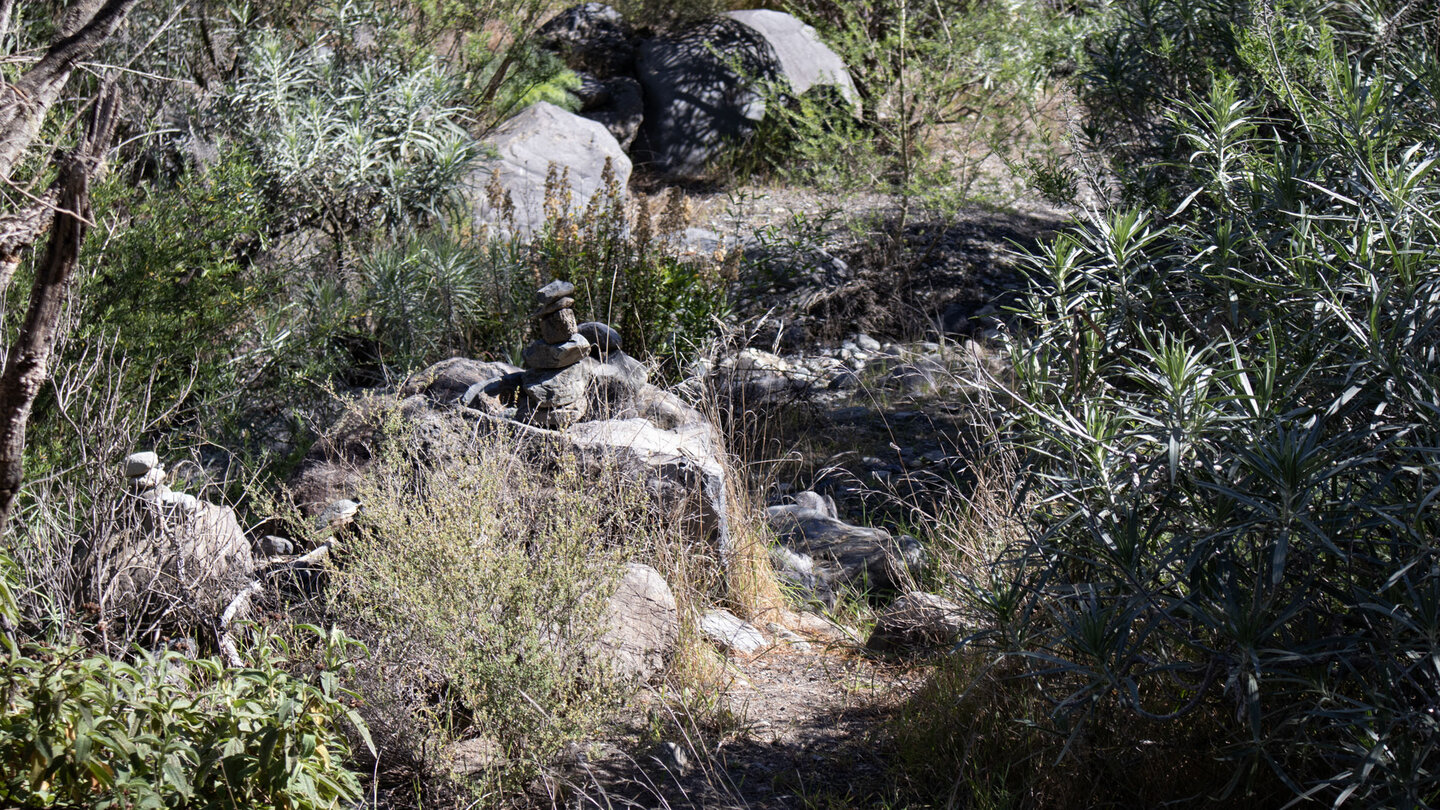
[[0, 550, 368, 808]]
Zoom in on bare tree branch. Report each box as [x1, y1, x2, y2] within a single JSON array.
[[0, 85, 119, 532], [0, 0, 16, 52]]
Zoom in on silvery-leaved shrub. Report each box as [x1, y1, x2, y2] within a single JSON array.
[[226, 27, 476, 239]]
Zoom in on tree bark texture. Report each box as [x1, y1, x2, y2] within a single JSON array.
[[0, 87, 119, 532], [0, 0, 136, 179]]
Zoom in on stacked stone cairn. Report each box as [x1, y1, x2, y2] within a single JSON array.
[[520, 280, 593, 427], [124, 450, 201, 513]]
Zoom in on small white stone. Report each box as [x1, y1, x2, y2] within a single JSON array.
[[139, 484, 172, 503], [699, 608, 767, 655], [123, 451, 160, 478], [766, 622, 812, 651], [159, 491, 200, 513], [853, 333, 881, 353], [735, 348, 789, 373]]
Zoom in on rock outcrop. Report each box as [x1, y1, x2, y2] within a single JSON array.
[[95, 451, 256, 618], [766, 491, 926, 605], [725, 10, 858, 108], [568, 417, 732, 556], [632, 17, 778, 178], [466, 102, 631, 237], [598, 562, 679, 681]]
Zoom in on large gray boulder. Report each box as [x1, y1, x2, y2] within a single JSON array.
[[632, 17, 779, 178], [97, 498, 255, 618], [537, 3, 636, 79], [597, 562, 679, 681], [574, 73, 646, 149], [567, 418, 732, 561], [725, 10, 858, 108], [467, 102, 632, 236], [633, 11, 857, 178]]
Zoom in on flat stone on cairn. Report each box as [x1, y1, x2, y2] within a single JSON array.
[[535, 279, 575, 307], [520, 280, 593, 427], [522, 334, 590, 369], [124, 451, 159, 478]]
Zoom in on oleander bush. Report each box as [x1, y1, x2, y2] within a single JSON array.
[[954, 1, 1440, 805]]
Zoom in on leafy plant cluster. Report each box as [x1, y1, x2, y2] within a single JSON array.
[[741, 0, 1097, 205], [322, 160, 731, 379], [526, 162, 733, 370], [0, 552, 368, 809], [972, 0, 1440, 805], [319, 405, 668, 799]]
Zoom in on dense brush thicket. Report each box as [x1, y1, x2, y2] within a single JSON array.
[[7, 0, 1440, 806], [977, 0, 1440, 805]]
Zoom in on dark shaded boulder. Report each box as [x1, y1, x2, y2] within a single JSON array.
[[766, 497, 926, 598], [632, 17, 780, 178], [578, 321, 623, 358], [537, 3, 637, 79], [573, 74, 645, 149], [866, 592, 970, 653]]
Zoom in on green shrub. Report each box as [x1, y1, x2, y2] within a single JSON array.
[[0, 553, 368, 809], [348, 163, 731, 377], [972, 4, 1440, 805], [738, 0, 1092, 202], [529, 165, 732, 372], [325, 410, 667, 797], [70, 151, 271, 430]]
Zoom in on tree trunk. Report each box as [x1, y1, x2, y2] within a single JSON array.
[[0, 87, 119, 533], [0, 0, 136, 179]]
